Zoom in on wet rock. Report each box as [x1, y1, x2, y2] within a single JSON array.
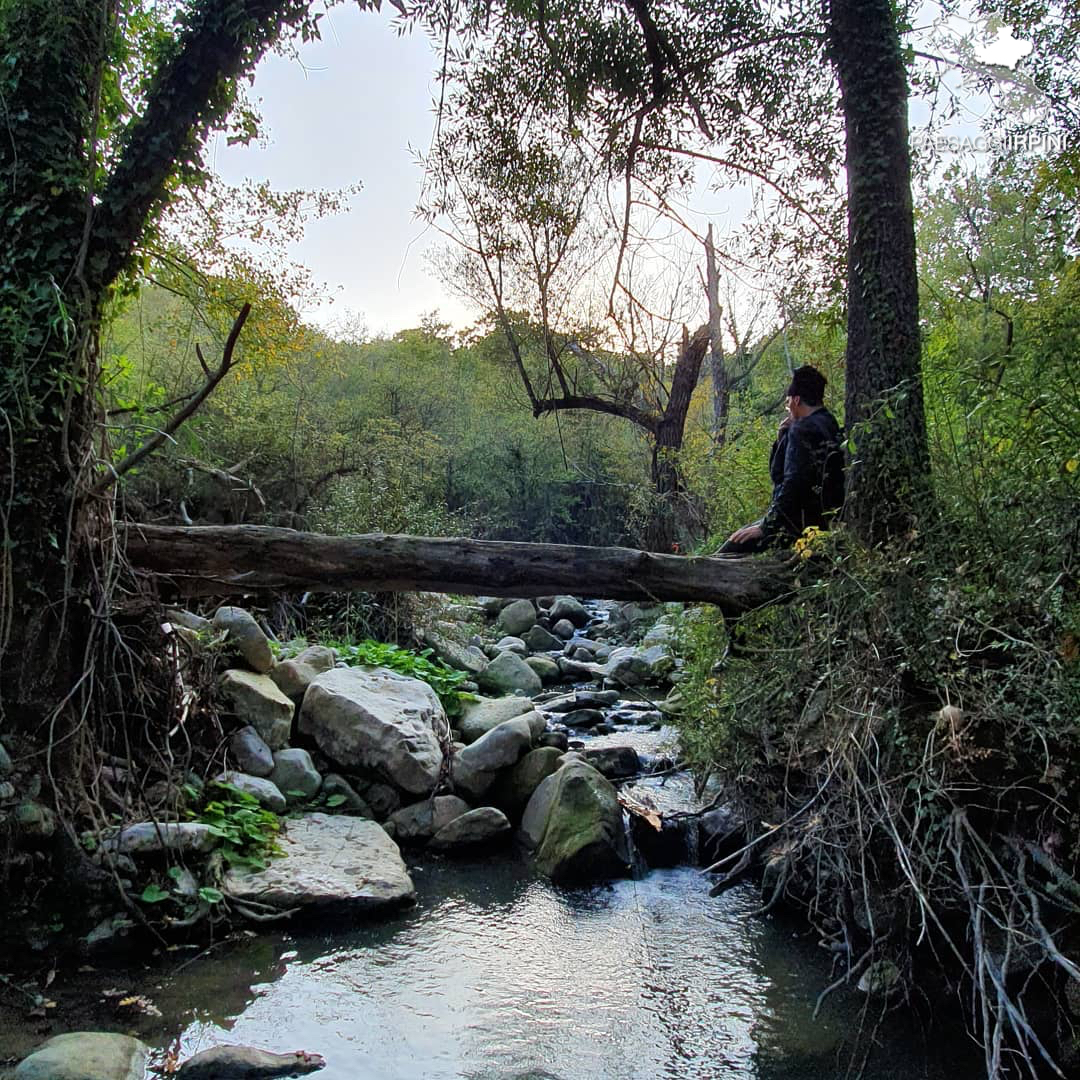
[[452, 716, 534, 802], [551, 619, 575, 639], [223, 813, 414, 916], [522, 625, 562, 652], [477, 650, 542, 697], [14, 1032, 148, 1080], [697, 806, 744, 866], [103, 822, 217, 856], [560, 708, 605, 730], [230, 726, 275, 778], [388, 794, 471, 843], [293, 645, 337, 673], [177, 1044, 326, 1079], [213, 606, 274, 674], [542, 690, 620, 712], [556, 656, 601, 681], [488, 746, 564, 823], [215, 771, 286, 813], [519, 761, 631, 884], [580, 746, 640, 779], [219, 671, 294, 751], [430, 807, 511, 850], [270, 749, 322, 804], [549, 596, 589, 627], [537, 731, 569, 752], [458, 695, 535, 744], [565, 637, 604, 656], [494, 635, 528, 655], [496, 598, 538, 637], [0, 739, 14, 776], [604, 645, 675, 687], [269, 659, 319, 703], [524, 656, 560, 683], [320, 774, 374, 818], [570, 646, 593, 662], [604, 601, 663, 637], [299, 667, 444, 797], [594, 723, 616, 735]]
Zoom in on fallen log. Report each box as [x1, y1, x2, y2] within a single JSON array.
[[122, 525, 794, 616]]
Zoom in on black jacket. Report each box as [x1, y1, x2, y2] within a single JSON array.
[[761, 407, 844, 540]]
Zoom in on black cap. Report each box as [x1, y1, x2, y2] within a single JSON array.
[[785, 365, 826, 406]]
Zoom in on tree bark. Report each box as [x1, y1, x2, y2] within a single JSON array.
[[827, 0, 929, 543], [122, 525, 792, 615]]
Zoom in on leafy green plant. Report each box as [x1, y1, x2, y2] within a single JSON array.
[[187, 781, 283, 872]]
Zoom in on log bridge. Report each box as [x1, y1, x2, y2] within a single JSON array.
[[123, 525, 794, 616]]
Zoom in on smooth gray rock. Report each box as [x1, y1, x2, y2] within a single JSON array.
[[270, 749, 322, 803], [604, 645, 675, 686], [293, 645, 337, 673], [477, 650, 542, 696], [605, 601, 663, 636], [642, 619, 677, 647], [430, 807, 511, 850], [458, 696, 534, 744], [580, 745, 641, 779], [223, 813, 414, 915], [496, 598, 537, 637], [537, 731, 569, 751], [519, 760, 630, 884], [524, 655, 560, 683], [571, 646, 594, 662], [213, 606, 274, 673], [320, 773, 374, 817], [557, 656, 601, 680], [493, 635, 528, 656], [165, 608, 212, 633], [488, 746, 564, 823], [551, 619, 575, 639], [422, 632, 487, 675], [522, 625, 562, 652], [542, 690, 620, 712], [452, 716, 534, 802], [176, 1044, 326, 1079], [230, 726, 275, 777], [15, 1032, 147, 1080], [215, 771, 286, 813], [388, 794, 471, 843], [103, 822, 217, 855], [549, 596, 589, 627], [0, 740, 12, 776], [299, 667, 445, 796], [269, 659, 319, 703], [219, 670, 294, 751], [560, 708, 606, 730]]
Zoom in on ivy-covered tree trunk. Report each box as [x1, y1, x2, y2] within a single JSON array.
[[827, 0, 929, 543]]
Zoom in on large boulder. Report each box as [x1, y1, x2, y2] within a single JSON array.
[[422, 631, 487, 676], [213, 606, 274, 673], [223, 813, 415, 916], [215, 771, 286, 813], [269, 749, 322, 804], [293, 644, 337, 673], [15, 1032, 147, 1080], [458, 696, 534, 744], [487, 746, 564, 823], [524, 656, 560, 684], [579, 745, 641, 779], [387, 794, 471, 844], [299, 667, 445, 796], [551, 618, 575, 639], [603, 645, 675, 687], [496, 598, 537, 637], [493, 635, 528, 656], [549, 596, 589, 627], [522, 625, 562, 652], [519, 760, 630, 884], [429, 807, 511, 851], [452, 716, 534, 802], [477, 651, 542, 696], [219, 670, 294, 751], [229, 726, 274, 777], [269, 659, 319, 703]]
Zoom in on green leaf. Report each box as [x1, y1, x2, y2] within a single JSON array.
[[325, 793, 347, 808], [140, 883, 171, 903], [197, 886, 224, 904]]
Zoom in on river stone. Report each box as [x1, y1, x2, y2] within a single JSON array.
[[541, 690, 617, 713], [537, 731, 569, 751], [458, 696, 534, 744], [580, 745, 641, 779], [230, 726, 275, 777], [522, 625, 562, 652], [213, 606, 274, 673], [423, 632, 487, 676], [430, 806, 511, 850], [270, 749, 322, 803], [388, 794, 471, 843], [0, 739, 12, 776], [320, 773, 374, 818], [348, 778, 401, 819], [549, 596, 588, 626], [519, 760, 630, 884], [560, 708, 606, 730], [477, 650, 542, 696], [452, 716, 534, 802], [604, 645, 675, 686], [269, 659, 319, 703], [15, 1032, 148, 1080], [293, 644, 337, 673], [219, 670, 294, 751], [488, 746, 564, 823], [551, 619, 575, 639], [496, 598, 537, 637], [557, 656, 600, 680], [299, 667, 445, 796], [642, 619, 677, 647], [223, 813, 415, 915], [494, 635, 528, 655], [176, 1044, 326, 1079], [571, 646, 594, 662], [216, 771, 286, 813], [103, 822, 217, 855], [606, 601, 663, 636], [525, 655, 560, 683]]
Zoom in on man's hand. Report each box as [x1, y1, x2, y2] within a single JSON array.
[[728, 523, 764, 544]]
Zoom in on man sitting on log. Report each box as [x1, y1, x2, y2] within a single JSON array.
[[718, 364, 844, 555]]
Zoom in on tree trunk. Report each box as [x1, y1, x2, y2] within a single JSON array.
[[122, 525, 792, 616], [827, 0, 929, 543]]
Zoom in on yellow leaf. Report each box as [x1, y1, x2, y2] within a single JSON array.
[[1065, 458, 1078, 474]]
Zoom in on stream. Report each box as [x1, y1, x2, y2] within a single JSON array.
[[1, 603, 982, 1078]]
